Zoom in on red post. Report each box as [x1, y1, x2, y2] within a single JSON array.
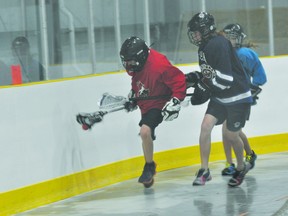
[[11, 65, 22, 85]]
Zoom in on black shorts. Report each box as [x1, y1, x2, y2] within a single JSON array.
[[206, 100, 251, 132], [139, 109, 163, 140]]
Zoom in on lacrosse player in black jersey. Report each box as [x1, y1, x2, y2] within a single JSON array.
[[220, 23, 267, 176], [186, 12, 253, 187]]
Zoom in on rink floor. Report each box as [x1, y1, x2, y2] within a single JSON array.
[[17, 152, 288, 216]]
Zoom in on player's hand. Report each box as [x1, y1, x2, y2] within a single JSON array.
[[76, 111, 105, 129], [190, 81, 211, 105], [161, 97, 181, 121], [185, 71, 202, 88], [124, 89, 137, 112], [124, 101, 137, 112], [250, 84, 262, 105]]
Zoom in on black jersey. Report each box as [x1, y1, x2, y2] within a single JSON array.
[[198, 35, 252, 105]]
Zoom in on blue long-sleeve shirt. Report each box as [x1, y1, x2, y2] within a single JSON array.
[[236, 47, 267, 86]]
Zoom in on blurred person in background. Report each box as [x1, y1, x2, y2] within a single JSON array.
[[10, 36, 45, 83], [0, 59, 11, 85]]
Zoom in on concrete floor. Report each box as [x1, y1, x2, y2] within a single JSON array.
[[18, 152, 288, 216]]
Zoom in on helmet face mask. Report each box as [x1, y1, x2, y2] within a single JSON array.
[[223, 24, 246, 47], [187, 12, 216, 46], [120, 36, 149, 72], [120, 59, 140, 73], [187, 31, 202, 46]]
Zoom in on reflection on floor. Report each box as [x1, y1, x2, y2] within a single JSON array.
[[18, 152, 288, 216]]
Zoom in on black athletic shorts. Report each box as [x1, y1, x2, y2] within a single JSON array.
[[139, 108, 163, 140], [206, 100, 251, 132]]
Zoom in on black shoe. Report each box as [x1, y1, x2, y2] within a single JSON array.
[[138, 162, 156, 184], [221, 163, 236, 176], [245, 150, 257, 169], [228, 164, 250, 187]]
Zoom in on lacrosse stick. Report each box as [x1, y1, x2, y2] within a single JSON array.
[[76, 93, 127, 130], [76, 92, 194, 130]]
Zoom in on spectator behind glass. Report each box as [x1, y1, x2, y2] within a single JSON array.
[[10, 36, 45, 83], [0, 59, 11, 86]]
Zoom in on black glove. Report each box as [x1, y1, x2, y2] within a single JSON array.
[[190, 81, 211, 105], [124, 90, 138, 112], [124, 101, 137, 112], [185, 71, 202, 88], [250, 84, 262, 105], [161, 97, 181, 121], [76, 111, 105, 129]]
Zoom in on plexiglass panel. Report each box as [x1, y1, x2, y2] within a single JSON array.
[[0, 0, 286, 84]]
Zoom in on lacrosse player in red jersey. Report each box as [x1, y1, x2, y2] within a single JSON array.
[[120, 36, 186, 187]]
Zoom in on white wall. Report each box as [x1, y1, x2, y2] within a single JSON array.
[[0, 56, 286, 192]]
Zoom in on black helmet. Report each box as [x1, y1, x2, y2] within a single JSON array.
[[187, 12, 216, 46], [223, 23, 246, 47], [12, 36, 30, 51], [120, 36, 149, 72]]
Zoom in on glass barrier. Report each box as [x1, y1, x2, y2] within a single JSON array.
[[0, 0, 287, 85]]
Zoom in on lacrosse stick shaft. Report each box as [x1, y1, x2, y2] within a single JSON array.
[[105, 105, 125, 113], [133, 93, 193, 101], [133, 95, 170, 101]]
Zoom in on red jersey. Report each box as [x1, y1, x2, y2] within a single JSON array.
[[127, 49, 186, 114]]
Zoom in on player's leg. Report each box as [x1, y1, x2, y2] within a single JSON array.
[[240, 130, 257, 169], [225, 129, 245, 171], [140, 125, 154, 163], [199, 113, 217, 169], [138, 109, 162, 186], [221, 121, 236, 176], [193, 113, 217, 186], [138, 125, 156, 185], [240, 130, 252, 154], [226, 103, 251, 187], [193, 101, 225, 186]]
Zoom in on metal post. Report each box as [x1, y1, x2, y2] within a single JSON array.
[[59, 0, 83, 75], [114, 0, 122, 69], [88, 0, 97, 73], [59, 0, 76, 63], [201, 0, 206, 11], [39, 0, 49, 80], [144, 0, 151, 46], [267, 0, 275, 56], [20, 0, 26, 32]]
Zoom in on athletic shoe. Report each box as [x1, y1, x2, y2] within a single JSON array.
[[245, 150, 257, 169], [193, 168, 212, 186], [138, 162, 156, 184], [228, 164, 250, 187], [221, 163, 236, 176]]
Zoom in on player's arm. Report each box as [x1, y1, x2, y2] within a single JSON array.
[[240, 48, 267, 86], [161, 66, 186, 121], [202, 39, 234, 91], [162, 66, 187, 101], [190, 81, 211, 105], [251, 61, 267, 86], [124, 89, 138, 112], [185, 71, 202, 88]]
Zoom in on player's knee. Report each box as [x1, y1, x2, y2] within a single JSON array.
[[140, 126, 152, 140], [200, 122, 213, 136], [223, 130, 240, 144]]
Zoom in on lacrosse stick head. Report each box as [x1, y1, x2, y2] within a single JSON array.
[[97, 92, 127, 111]]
